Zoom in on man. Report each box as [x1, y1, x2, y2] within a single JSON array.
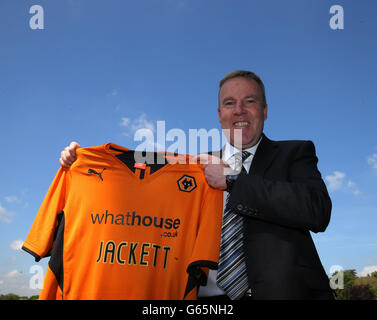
[[59, 70, 334, 299]]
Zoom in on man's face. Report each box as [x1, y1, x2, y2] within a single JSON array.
[[218, 77, 267, 149]]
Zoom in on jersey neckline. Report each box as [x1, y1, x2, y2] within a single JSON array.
[[103, 143, 193, 183]]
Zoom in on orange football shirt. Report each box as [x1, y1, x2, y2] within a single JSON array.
[[23, 143, 222, 300]]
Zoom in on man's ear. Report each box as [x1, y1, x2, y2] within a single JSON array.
[[264, 104, 268, 120], [217, 107, 222, 123]]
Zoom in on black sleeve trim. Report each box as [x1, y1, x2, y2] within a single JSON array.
[[184, 260, 218, 298], [187, 260, 218, 271], [22, 246, 42, 262]]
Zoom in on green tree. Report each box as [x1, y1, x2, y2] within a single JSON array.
[[342, 285, 375, 300], [354, 276, 377, 299], [332, 269, 358, 300], [0, 293, 39, 300], [343, 269, 358, 287], [0, 293, 21, 300]]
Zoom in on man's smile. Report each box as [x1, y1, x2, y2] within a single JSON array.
[[233, 121, 250, 127]]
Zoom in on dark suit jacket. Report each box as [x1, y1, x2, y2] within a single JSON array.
[[226, 134, 334, 299]]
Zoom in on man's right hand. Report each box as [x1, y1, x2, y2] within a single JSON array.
[[59, 141, 81, 167]]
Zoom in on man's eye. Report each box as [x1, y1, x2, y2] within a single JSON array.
[[224, 101, 234, 106], [245, 99, 255, 104]]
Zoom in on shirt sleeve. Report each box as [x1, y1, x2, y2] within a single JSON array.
[[22, 167, 69, 262], [184, 183, 223, 298]]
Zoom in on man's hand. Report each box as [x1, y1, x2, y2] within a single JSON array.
[[192, 154, 230, 190], [59, 141, 81, 167]]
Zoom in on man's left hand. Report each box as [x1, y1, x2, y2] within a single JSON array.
[[192, 154, 230, 190]]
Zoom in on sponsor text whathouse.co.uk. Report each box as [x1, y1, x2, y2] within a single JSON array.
[[90, 210, 180, 238]]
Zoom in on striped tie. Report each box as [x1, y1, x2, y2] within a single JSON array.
[[216, 151, 250, 300]]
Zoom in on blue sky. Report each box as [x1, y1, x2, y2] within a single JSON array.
[[1, 0, 377, 296]]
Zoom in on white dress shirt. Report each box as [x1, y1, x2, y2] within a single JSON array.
[[198, 137, 262, 297]]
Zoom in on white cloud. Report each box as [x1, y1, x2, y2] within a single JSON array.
[[5, 270, 22, 278], [325, 171, 361, 195], [4, 195, 18, 203], [367, 153, 377, 170], [0, 203, 15, 223], [120, 117, 130, 127], [119, 114, 167, 152], [0, 270, 41, 297], [10, 240, 24, 251], [357, 265, 377, 277], [120, 113, 155, 135], [347, 180, 361, 195], [0, 203, 5, 215], [325, 171, 345, 192]]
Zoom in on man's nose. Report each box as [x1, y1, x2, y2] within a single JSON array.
[[233, 101, 245, 114]]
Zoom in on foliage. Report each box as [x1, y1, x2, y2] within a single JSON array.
[[342, 285, 375, 300], [0, 293, 39, 300], [331, 269, 377, 300], [353, 276, 377, 298]]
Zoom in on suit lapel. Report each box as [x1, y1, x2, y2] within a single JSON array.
[[249, 134, 278, 176]]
